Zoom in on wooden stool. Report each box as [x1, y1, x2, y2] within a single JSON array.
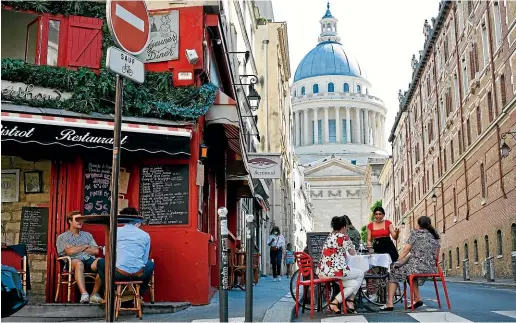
[[114, 281, 143, 320]]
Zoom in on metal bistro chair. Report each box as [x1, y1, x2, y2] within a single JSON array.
[[115, 281, 143, 320], [293, 252, 346, 319], [403, 248, 451, 311], [53, 246, 96, 303]]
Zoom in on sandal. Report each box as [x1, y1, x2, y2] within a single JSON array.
[[379, 304, 394, 311], [345, 300, 356, 314], [413, 300, 424, 309], [328, 301, 342, 314]]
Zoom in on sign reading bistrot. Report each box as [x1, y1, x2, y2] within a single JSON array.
[[247, 153, 281, 179], [141, 10, 179, 63]]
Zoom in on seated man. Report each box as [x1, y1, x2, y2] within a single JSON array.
[[97, 207, 154, 302], [56, 211, 102, 303]]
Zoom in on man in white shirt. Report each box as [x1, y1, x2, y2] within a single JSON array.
[[267, 226, 285, 281]]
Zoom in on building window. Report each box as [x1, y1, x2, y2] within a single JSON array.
[[444, 38, 449, 61], [462, 57, 469, 96], [453, 187, 457, 219], [328, 119, 336, 143], [458, 130, 463, 155], [497, 230, 503, 256], [493, 2, 502, 48], [342, 119, 347, 143], [401, 166, 405, 183], [47, 20, 60, 66], [487, 92, 493, 122], [313, 84, 319, 94], [301, 86, 305, 95], [467, 0, 473, 15], [500, 74, 507, 107], [317, 120, 322, 144], [351, 160, 357, 165], [467, 119, 472, 146], [443, 148, 447, 172], [470, 43, 479, 77], [456, 247, 460, 267], [450, 140, 454, 164], [312, 121, 315, 144], [294, 90, 297, 97], [454, 74, 460, 107], [357, 85, 361, 93], [428, 120, 434, 144], [481, 24, 489, 68], [328, 82, 334, 93], [474, 240, 479, 262], [476, 106, 482, 135], [480, 163, 486, 199], [512, 223, 516, 251], [344, 83, 349, 92], [464, 243, 469, 260], [485, 235, 490, 258], [448, 250, 452, 269]]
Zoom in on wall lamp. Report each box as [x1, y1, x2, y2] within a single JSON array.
[[431, 183, 442, 203], [233, 74, 261, 111], [500, 131, 516, 158]]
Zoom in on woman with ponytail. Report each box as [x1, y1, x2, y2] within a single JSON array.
[[380, 216, 440, 311]]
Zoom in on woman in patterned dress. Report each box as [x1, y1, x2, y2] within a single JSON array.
[[317, 216, 365, 314], [380, 216, 440, 311]]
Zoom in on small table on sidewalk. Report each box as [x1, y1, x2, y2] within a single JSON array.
[[346, 253, 392, 273]]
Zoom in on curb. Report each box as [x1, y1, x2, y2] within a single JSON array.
[[446, 280, 516, 289], [262, 292, 295, 322]]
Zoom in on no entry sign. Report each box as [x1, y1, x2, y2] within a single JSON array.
[[106, 0, 150, 55]]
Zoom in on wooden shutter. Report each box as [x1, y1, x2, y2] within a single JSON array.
[[66, 16, 103, 70]]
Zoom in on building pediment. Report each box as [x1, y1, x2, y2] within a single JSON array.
[[304, 158, 365, 178]]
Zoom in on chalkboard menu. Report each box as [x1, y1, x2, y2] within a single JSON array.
[[306, 232, 329, 265], [20, 207, 49, 253], [84, 163, 112, 215], [139, 164, 189, 225]]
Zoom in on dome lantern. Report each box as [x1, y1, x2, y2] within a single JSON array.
[[319, 1, 340, 43]]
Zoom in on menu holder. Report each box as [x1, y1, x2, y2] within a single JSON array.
[[306, 232, 329, 266], [19, 207, 49, 253]]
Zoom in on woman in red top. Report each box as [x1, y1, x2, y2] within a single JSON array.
[[367, 206, 400, 262]]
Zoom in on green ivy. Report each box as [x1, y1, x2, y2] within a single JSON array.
[[2, 59, 218, 120]]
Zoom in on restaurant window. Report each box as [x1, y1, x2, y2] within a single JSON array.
[[487, 92, 494, 123], [497, 230, 503, 256], [474, 240, 479, 262], [448, 250, 452, 269], [480, 163, 486, 199], [464, 243, 469, 260], [485, 235, 490, 258], [456, 247, 460, 267]]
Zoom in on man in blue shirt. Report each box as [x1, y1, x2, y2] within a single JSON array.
[[92, 208, 154, 304]]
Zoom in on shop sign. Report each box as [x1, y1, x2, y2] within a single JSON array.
[[141, 10, 179, 63], [247, 153, 281, 179], [1, 80, 72, 102]]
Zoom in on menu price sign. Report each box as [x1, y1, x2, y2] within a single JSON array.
[[20, 207, 49, 253], [306, 232, 329, 266], [139, 164, 189, 225], [84, 163, 112, 215]]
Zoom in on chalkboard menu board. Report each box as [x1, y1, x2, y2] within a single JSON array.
[[139, 164, 189, 225], [20, 207, 49, 253], [84, 163, 112, 215], [306, 232, 329, 265]]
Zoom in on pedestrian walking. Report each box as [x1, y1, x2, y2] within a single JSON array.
[[285, 243, 294, 278], [267, 226, 285, 281]]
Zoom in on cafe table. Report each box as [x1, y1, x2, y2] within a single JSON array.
[[346, 253, 392, 273]]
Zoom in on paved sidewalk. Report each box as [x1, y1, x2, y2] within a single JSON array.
[[445, 276, 516, 288]]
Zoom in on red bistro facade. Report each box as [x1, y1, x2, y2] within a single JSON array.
[[1, 4, 263, 305]]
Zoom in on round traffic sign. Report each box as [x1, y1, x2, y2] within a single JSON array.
[[106, 0, 150, 55]]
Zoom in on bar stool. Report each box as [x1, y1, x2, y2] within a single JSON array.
[[114, 281, 143, 320]]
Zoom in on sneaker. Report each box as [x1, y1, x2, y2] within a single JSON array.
[[80, 293, 90, 304], [278, 277, 281, 282], [273, 278, 277, 282], [90, 293, 104, 304]]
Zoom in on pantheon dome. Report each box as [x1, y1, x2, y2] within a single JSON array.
[[291, 3, 388, 165]]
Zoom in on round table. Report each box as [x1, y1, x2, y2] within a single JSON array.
[[346, 253, 392, 272]]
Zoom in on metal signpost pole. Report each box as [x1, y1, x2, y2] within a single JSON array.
[[106, 75, 123, 322], [245, 214, 254, 322], [218, 207, 229, 322]]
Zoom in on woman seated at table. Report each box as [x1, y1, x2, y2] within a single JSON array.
[[367, 206, 399, 262], [317, 216, 364, 314], [380, 216, 440, 311]]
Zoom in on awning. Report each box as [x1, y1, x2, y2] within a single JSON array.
[[205, 91, 241, 155], [1, 112, 192, 156]]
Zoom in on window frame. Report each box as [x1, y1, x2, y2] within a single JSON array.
[[497, 230, 503, 256], [22, 13, 66, 67]]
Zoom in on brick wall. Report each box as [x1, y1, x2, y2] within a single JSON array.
[[1, 156, 51, 302]]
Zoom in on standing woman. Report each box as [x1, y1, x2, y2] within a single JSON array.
[[267, 226, 285, 281], [367, 206, 400, 262]]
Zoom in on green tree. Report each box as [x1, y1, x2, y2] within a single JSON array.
[[360, 200, 383, 243]]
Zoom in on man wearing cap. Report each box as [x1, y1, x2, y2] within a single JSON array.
[[94, 207, 154, 303]]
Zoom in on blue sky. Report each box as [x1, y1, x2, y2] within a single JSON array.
[[272, 0, 441, 148]]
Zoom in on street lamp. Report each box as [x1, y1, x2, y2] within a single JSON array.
[[500, 131, 516, 158], [247, 83, 261, 111], [432, 183, 442, 204]]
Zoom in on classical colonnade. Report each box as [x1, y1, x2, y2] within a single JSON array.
[[293, 106, 386, 148]]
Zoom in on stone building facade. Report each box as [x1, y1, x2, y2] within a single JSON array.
[[389, 1, 516, 279]]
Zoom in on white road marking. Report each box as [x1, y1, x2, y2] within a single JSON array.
[[115, 4, 144, 31], [408, 312, 472, 322], [191, 318, 244, 322], [321, 315, 368, 322], [493, 311, 516, 320]]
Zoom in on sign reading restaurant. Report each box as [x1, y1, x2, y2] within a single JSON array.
[[247, 153, 281, 179]]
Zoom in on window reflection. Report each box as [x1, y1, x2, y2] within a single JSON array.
[[26, 21, 38, 64], [47, 20, 60, 66]]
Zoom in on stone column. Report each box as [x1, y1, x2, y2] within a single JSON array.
[[346, 107, 351, 143], [371, 112, 377, 146], [382, 116, 386, 148], [355, 107, 361, 144], [324, 107, 329, 143], [364, 109, 370, 145], [313, 108, 319, 144], [303, 109, 309, 146], [335, 106, 341, 143], [295, 111, 300, 147]]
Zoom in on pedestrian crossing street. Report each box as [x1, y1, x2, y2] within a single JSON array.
[[318, 310, 516, 322]]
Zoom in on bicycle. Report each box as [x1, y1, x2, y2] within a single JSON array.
[[122, 64, 133, 76], [290, 264, 404, 310]]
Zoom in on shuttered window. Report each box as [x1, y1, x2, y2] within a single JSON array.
[[488, 91, 494, 122], [66, 16, 103, 70], [476, 106, 482, 135], [500, 74, 507, 107]]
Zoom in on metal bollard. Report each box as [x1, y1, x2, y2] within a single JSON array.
[[245, 214, 255, 323], [485, 256, 495, 282], [462, 258, 470, 281], [512, 251, 516, 282], [218, 207, 229, 322]]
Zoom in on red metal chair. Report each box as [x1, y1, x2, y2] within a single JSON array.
[[403, 248, 451, 311], [294, 252, 347, 319]]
